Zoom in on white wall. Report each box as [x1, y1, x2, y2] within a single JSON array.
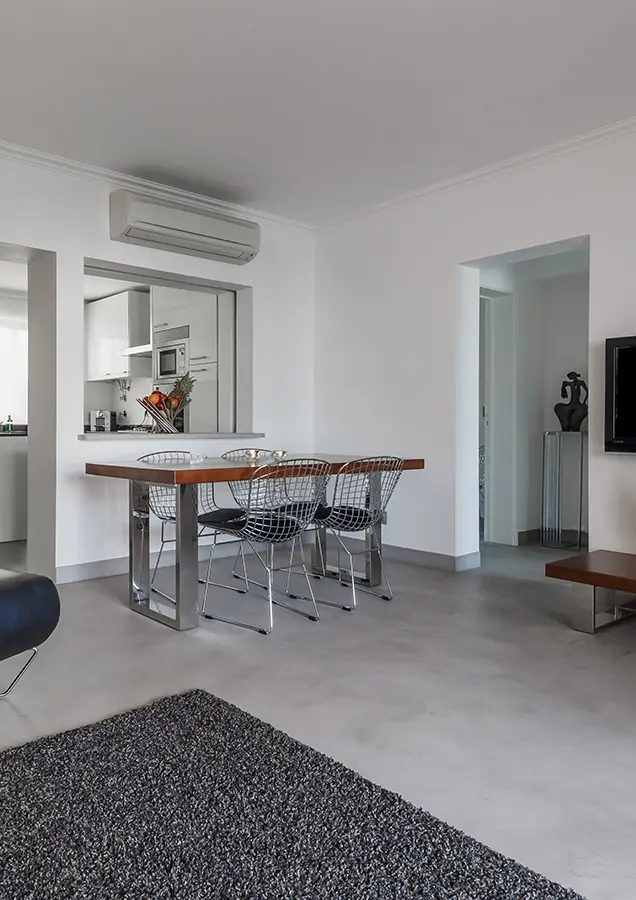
[[0, 154, 315, 575], [539, 272, 589, 432], [315, 129, 636, 560]]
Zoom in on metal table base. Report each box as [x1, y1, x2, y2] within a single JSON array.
[[129, 481, 199, 631], [572, 585, 636, 635]]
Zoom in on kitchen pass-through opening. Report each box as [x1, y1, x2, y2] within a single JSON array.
[[82, 260, 254, 437]]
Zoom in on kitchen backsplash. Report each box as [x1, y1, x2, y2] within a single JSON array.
[[84, 377, 153, 426], [114, 377, 153, 426]]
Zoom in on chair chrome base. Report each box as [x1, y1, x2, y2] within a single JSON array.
[[201, 541, 319, 634], [309, 525, 394, 611], [0, 647, 38, 699]]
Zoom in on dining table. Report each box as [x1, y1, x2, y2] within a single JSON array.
[[85, 453, 426, 631]]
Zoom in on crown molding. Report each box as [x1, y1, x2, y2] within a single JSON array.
[[0, 140, 314, 232], [327, 114, 636, 228]]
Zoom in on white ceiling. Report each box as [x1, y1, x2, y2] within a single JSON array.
[[0, 262, 145, 300], [1, 1, 636, 224]]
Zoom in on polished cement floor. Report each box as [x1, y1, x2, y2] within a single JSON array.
[[1, 541, 635, 900]]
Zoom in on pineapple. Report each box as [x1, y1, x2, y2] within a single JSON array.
[[170, 373, 196, 404]]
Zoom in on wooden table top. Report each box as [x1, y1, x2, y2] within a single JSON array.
[[545, 550, 636, 593], [85, 454, 426, 485]]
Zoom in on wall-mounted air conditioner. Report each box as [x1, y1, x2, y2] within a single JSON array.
[[110, 190, 260, 265]]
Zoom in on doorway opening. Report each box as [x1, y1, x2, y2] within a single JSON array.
[[471, 237, 590, 568], [0, 252, 29, 572]]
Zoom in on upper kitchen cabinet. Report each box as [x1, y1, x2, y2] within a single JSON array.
[[85, 291, 151, 381], [152, 288, 217, 352], [152, 286, 218, 365], [151, 286, 192, 334]]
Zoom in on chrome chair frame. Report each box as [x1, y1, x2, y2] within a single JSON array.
[[137, 450, 195, 605], [200, 458, 331, 634], [312, 456, 404, 611], [220, 448, 274, 590], [0, 647, 38, 698]]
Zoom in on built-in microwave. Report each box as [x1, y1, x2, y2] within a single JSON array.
[[153, 329, 190, 383]]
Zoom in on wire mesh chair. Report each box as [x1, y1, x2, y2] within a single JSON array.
[[200, 458, 331, 634], [216, 448, 274, 588], [137, 450, 195, 604], [196, 449, 273, 595], [313, 456, 404, 611]]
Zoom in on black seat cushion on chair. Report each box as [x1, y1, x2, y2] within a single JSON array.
[[277, 502, 329, 522], [215, 513, 300, 544], [0, 570, 60, 662], [198, 508, 247, 528]]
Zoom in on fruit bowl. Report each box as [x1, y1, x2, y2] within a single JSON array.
[[137, 374, 196, 434]]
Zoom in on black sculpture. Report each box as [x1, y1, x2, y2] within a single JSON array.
[[554, 371, 588, 432]]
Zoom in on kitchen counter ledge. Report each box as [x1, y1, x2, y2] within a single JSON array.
[[78, 432, 266, 441]]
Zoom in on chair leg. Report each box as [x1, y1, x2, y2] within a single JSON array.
[[201, 539, 272, 635], [279, 539, 320, 621], [232, 540, 267, 591], [313, 530, 356, 612], [200, 533, 249, 597], [149, 523, 178, 606], [150, 521, 166, 588], [299, 540, 320, 621], [0, 647, 38, 699], [266, 544, 275, 633], [285, 537, 296, 595], [200, 534, 216, 617], [315, 527, 326, 578]]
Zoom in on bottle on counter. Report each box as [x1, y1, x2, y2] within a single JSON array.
[[5, 416, 12, 433]]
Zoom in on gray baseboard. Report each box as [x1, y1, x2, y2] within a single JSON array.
[[314, 533, 481, 573], [57, 535, 481, 585], [518, 528, 589, 548], [55, 539, 241, 585], [518, 529, 541, 546], [381, 543, 481, 572]]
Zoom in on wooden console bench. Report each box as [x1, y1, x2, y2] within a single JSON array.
[[546, 550, 636, 634]]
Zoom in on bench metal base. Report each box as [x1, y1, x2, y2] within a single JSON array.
[[572, 586, 636, 634]]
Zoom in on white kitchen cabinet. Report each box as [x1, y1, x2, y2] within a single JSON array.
[[188, 365, 219, 433], [188, 293, 218, 365], [151, 286, 192, 333], [85, 291, 151, 381]]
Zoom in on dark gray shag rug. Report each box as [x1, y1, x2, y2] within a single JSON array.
[[0, 690, 585, 900]]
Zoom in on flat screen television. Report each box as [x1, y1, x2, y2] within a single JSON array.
[[605, 335, 636, 452]]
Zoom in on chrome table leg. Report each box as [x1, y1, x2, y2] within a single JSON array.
[[129, 481, 199, 631], [572, 585, 636, 634], [311, 525, 328, 577], [130, 481, 150, 610], [174, 484, 200, 630]]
